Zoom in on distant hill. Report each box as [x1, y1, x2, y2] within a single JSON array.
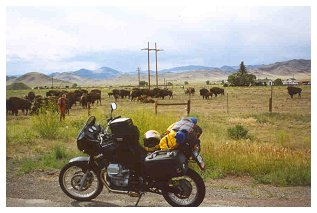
[[249, 59, 310, 79], [6, 72, 71, 87], [7, 82, 31, 90], [6, 59, 311, 86], [6, 76, 17, 81], [160, 65, 221, 73], [51, 66, 121, 80]]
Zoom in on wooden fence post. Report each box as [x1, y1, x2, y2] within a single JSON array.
[[227, 92, 229, 114], [155, 101, 158, 115], [269, 85, 273, 113], [87, 102, 91, 116], [187, 100, 191, 115]]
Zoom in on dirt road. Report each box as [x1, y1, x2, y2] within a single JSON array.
[[6, 170, 310, 207]]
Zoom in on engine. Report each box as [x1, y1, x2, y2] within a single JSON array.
[[107, 163, 130, 187]]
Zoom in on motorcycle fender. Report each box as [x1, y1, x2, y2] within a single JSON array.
[[69, 156, 90, 163]]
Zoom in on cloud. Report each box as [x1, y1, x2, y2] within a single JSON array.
[[6, 6, 311, 75]]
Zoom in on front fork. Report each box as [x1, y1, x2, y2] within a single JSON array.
[[70, 155, 103, 191]]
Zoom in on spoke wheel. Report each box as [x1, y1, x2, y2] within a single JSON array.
[[59, 161, 103, 201], [163, 168, 205, 207]]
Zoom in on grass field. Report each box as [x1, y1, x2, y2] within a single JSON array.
[[6, 85, 311, 186]]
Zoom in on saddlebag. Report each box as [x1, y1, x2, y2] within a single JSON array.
[[144, 150, 188, 180]]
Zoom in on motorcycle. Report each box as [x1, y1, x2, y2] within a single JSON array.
[[59, 103, 206, 207]]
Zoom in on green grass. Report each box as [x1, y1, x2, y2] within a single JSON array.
[[227, 125, 249, 140], [18, 144, 81, 174], [6, 86, 311, 186]]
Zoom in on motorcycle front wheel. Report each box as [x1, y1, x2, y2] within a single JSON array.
[[59, 161, 103, 201], [162, 168, 206, 207]]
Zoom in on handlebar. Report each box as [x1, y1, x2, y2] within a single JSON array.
[[107, 116, 121, 123]]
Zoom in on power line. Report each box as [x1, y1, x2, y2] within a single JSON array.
[[141, 42, 155, 89], [141, 42, 164, 89], [154, 42, 164, 88], [137, 67, 141, 88]]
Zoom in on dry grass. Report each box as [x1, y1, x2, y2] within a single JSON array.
[[6, 85, 311, 185]]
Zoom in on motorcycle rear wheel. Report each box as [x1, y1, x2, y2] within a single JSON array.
[[59, 161, 103, 201], [162, 168, 205, 207]]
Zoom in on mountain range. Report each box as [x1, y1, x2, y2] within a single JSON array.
[[6, 59, 311, 87]]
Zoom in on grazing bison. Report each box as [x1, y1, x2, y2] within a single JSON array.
[[65, 92, 77, 114], [46, 90, 65, 97], [108, 92, 114, 98], [185, 87, 195, 95], [6, 97, 32, 115], [25, 91, 36, 102], [210, 87, 224, 97], [80, 94, 89, 109], [31, 96, 59, 114], [119, 89, 131, 99], [157, 89, 173, 99], [89, 91, 101, 105], [287, 86, 302, 98], [131, 89, 142, 101], [74, 89, 88, 105], [138, 95, 155, 103], [199, 88, 210, 99], [131, 88, 151, 100], [91, 89, 101, 94]]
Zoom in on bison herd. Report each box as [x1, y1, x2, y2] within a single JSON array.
[[6, 89, 102, 116], [199, 87, 225, 99], [108, 88, 173, 103], [6, 86, 304, 116]]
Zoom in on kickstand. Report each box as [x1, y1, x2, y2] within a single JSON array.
[[135, 193, 144, 207]]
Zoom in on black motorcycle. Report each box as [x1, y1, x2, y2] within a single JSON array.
[[59, 103, 206, 207]]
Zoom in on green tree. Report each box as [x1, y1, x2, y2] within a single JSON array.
[[184, 81, 189, 85], [239, 61, 247, 75], [139, 81, 148, 87], [206, 80, 210, 85], [72, 83, 77, 88], [274, 78, 283, 86], [227, 61, 256, 86]]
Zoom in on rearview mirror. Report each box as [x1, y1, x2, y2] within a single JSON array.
[[111, 103, 117, 110]]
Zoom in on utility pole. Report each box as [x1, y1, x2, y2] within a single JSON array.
[[51, 76, 53, 88], [137, 67, 141, 88], [141, 42, 155, 90], [154, 42, 164, 88]]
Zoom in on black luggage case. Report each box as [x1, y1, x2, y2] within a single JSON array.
[[144, 150, 188, 180], [109, 118, 145, 172]]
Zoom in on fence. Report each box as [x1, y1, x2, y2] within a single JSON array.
[[155, 100, 191, 115]]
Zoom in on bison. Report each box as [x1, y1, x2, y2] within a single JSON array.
[[210, 87, 224, 97], [119, 89, 130, 99], [287, 86, 302, 98], [89, 91, 101, 105], [131, 88, 151, 100], [199, 88, 210, 99], [80, 94, 89, 109], [91, 89, 101, 94], [26, 91, 36, 102], [7, 97, 32, 115], [185, 87, 195, 95]]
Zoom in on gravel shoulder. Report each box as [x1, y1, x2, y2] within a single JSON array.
[[6, 170, 311, 207]]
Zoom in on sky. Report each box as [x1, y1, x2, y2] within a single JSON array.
[[6, 5, 311, 76]]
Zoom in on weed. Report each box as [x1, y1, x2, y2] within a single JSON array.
[[32, 112, 61, 139], [227, 125, 249, 140]]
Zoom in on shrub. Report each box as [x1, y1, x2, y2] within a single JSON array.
[[227, 125, 249, 140], [32, 112, 61, 139]]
